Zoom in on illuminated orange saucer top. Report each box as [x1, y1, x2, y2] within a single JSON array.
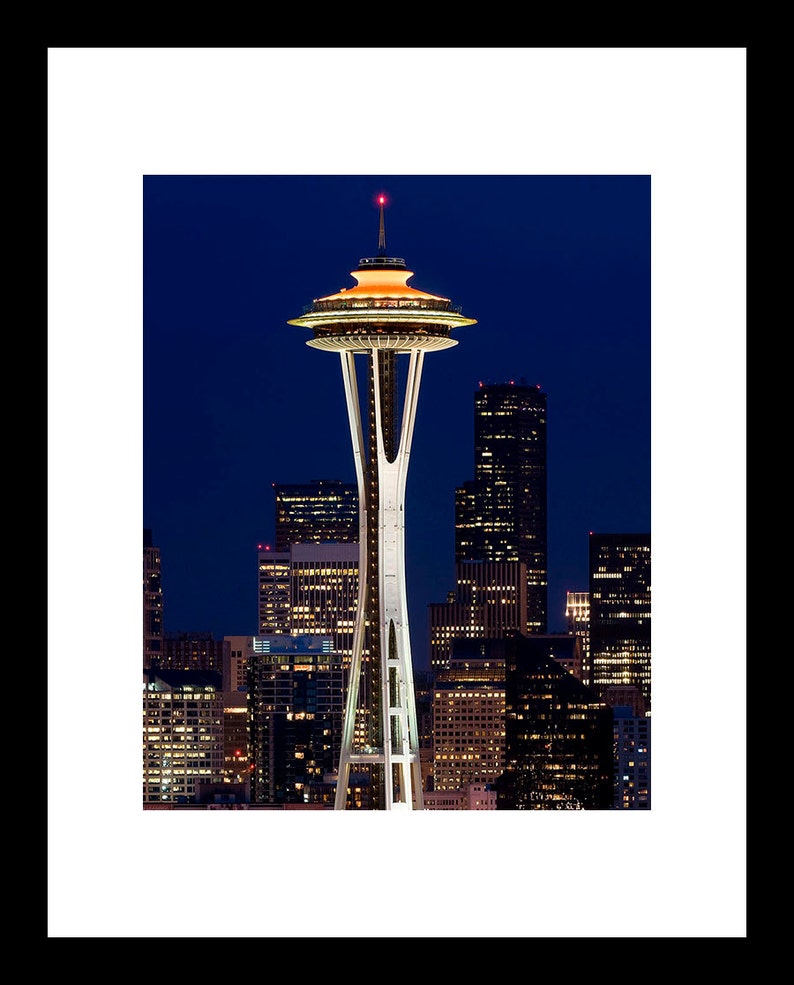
[[317, 266, 448, 304]]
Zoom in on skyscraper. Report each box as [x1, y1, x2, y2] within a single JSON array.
[[288, 198, 476, 809], [224, 634, 255, 693], [565, 591, 591, 685], [432, 643, 506, 793], [428, 559, 528, 669], [495, 632, 614, 810], [612, 703, 651, 809], [143, 669, 226, 806], [257, 548, 291, 635], [159, 631, 229, 676], [588, 533, 652, 708], [248, 635, 345, 807], [273, 479, 358, 550], [455, 381, 548, 633], [221, 690, 251, 787], [257, 543, 359, 659], [143, 528, 163, 669]]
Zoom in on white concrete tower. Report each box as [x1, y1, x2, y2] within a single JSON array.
[[288, 197, 476, 809]]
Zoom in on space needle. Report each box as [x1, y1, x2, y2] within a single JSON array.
[[288, 196, 476, 809]]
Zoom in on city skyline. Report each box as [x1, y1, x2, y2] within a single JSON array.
[[49, 48, 746, 939], [143, 174, 651, 668]]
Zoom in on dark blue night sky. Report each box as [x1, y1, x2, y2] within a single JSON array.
[[144, 174, 651, 663]]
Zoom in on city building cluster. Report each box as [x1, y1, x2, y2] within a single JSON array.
[[143, 388, 651, 811]]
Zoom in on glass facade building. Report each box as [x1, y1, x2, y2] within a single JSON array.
[[258, 543, 359, 660], [158, 631, 229, 676], [455, 382, 548, 634], [247, 635, 345, 806], [428, 559, 528, 669], [613, 705, 651, 809], [432, 649, 506, 793], [273, 479, 358, 550], [588, 533, 652, 709], [494, 633, 614, 810]]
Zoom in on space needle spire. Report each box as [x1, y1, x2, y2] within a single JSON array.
[[377, 194, 387, 255], [288, 196, 476, 809]]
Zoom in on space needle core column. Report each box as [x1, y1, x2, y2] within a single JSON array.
[[288, 197, 476, 809]]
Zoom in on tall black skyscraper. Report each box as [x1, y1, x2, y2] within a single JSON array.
[[455, 381, 548, 633]]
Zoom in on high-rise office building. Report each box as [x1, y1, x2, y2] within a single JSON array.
[[565, 590, 590, 685], [247, 635, 345, 807], [143, 529, 163, 669], [288, 543, 359, 659], [143, 669, 226, 805], [428, 559, 528, 669], [253, 545, 360, 802], [224, 634, 255, 693], [455, 381, 548, 634], [432, 643, 506, 793], [273, 479, 358, 550], [612, 703, 651, 809], [257, 543, 359, 659], [494, 633, 614, 810], [431, 635, 587, 803], [288, 198, 476, 810], [222, 690, 251, 786], [159, 631, 229, 676], [258, 549, 291, 635], [588, 533, 652, 709], [221, 635, 255, 791]]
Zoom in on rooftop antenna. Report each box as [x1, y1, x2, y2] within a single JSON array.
[[377, 194, 387, 256]]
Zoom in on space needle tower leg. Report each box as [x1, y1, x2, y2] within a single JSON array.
[[334, 347, 425, 810], [371, 346, 425, 810], [333, 350, 369, 809]]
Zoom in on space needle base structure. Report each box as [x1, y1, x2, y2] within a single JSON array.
[[288, 198, 476, 809]]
